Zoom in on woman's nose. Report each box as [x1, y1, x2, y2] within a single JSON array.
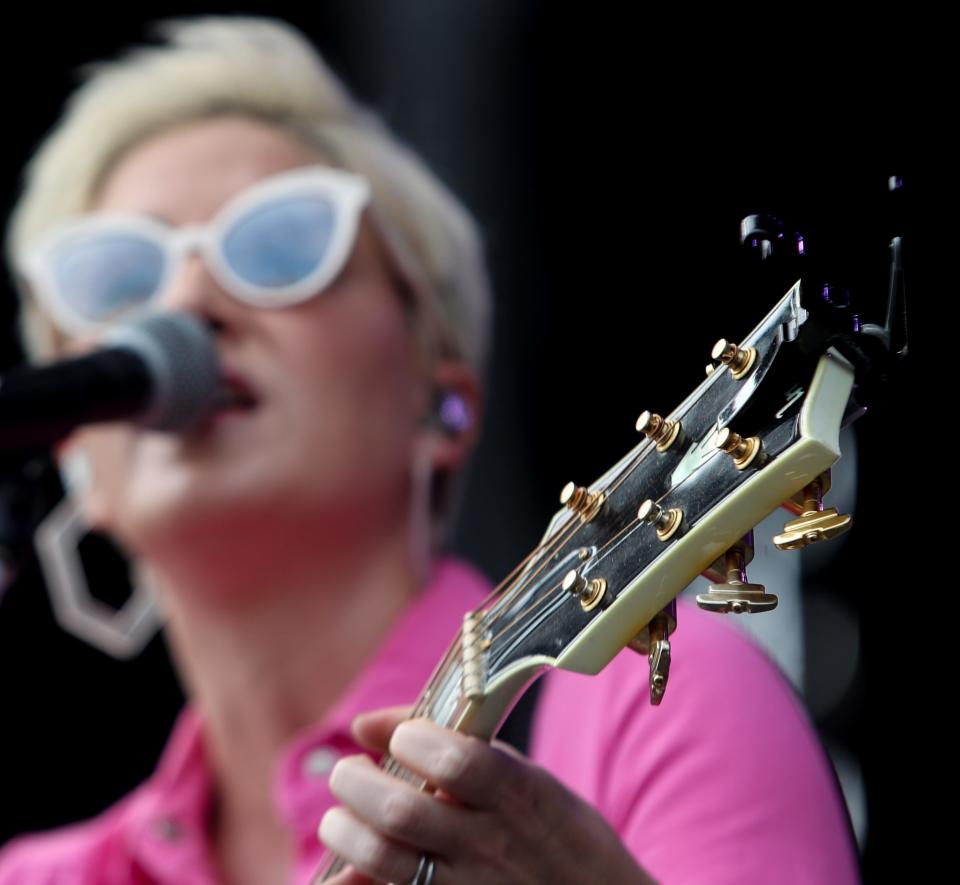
[[158, 246, 236, 331]]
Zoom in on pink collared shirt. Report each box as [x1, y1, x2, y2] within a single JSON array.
[[0, 558, 860, 884]]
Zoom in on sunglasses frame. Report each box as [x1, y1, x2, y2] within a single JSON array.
[[18, 165, 372, 336]]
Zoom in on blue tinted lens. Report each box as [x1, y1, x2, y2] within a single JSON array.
[[51, 231, 165, 322], [222, 194, 336, 288]]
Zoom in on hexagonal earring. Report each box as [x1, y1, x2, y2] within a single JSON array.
[[33, 451, 162, 659]]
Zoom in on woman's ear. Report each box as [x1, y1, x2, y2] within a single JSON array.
[[419, 360, 482, 472], [51, 434, 108, 532], [53, 439, 92, 496]]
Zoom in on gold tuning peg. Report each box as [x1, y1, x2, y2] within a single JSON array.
[[696, 539, 778, 614], [635, 411, 682, 452], [637, 499, 683, 541], [715, 427, 762, 470], [559, 482, 604, 523], [647, 625, 671, 705], [774, 474, 853, 551], [710, 338, 757, 379], [561, 569, 608, 612], [627, 603, 677, 705]]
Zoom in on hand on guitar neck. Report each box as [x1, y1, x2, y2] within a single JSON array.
[[318, 705, 658, 884]]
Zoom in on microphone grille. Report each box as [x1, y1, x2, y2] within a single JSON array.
[[105, 312, 221, 430]]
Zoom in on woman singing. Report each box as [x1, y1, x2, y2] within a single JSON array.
[[0, 16, 859, 885]]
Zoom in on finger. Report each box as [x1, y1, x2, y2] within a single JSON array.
[[389, 719, 528, 810], [319, 806, 440, 885], [329, 754, 466, 856], [351, 705, 414, 753]]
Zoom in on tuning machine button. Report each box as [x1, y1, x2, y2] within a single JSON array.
[[710, 338, 757, 379], [696, 539, 778, 614], [636, 411, 682, 452], [637, 500, 683, 541], [715, 427, 762, 470], [559, 482, 605, 522], [562, 569, 608, 612], [774, 473, 852, 550]]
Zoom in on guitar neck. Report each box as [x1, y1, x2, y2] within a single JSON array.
[[314, 621, 542, 883]]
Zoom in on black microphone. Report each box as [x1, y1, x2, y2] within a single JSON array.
[[0, 312, 221, 451]]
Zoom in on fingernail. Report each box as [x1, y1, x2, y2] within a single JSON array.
[[390, 719, 438, 759], [318, 806, 350, 844]]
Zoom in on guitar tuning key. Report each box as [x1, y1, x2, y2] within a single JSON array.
[[715, 427, 763, 470], [637, 499, 683, 541], [559, 482, 605, 523], [647, 617, 671, 705], [561, 569, 609, 612], [696, 537, 778, 614], [627, 602, 676, 705], [710, 338, 757, 379], [773, 473, 852, 551], [635, 411, 683, 451]]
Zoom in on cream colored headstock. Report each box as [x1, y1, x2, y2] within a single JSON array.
[[453, 280, 860, 737]]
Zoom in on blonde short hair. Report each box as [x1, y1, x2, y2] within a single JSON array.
[[5, 15, 492, 374]]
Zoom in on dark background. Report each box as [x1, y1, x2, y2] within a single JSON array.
[[0, 3, 939, 880]]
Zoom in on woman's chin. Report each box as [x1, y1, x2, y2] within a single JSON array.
[[103, 456, 274, 553], [96, 418, 397, 563]]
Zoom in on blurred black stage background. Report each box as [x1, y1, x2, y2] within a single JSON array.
[[0, 4, 938, 881]]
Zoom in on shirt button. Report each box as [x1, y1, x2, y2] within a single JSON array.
[[153, 817, 184, 841], [302, 746, 340, 778]]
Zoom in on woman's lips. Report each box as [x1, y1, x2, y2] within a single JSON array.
[[214, 370, 259, 411], [204, 370, 260, 425]]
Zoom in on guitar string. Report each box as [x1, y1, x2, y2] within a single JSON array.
[[401, 539, 569, 725], [472, 361, 727, 651], [484, 480, 678, 663], [478, 433, 664, 644], [487, 432, 720, 670], [413, 488, 602, 700], [472, 435, 658, 649], [406, 518, 584, 723], [449, 412, 701, 692]]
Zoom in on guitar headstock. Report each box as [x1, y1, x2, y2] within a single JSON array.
[[454, 278, 865, 737]]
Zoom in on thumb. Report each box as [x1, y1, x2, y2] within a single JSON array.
[[491, 737, 532, 764]]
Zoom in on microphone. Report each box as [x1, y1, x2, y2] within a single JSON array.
[[0, 312, 221, 451]]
